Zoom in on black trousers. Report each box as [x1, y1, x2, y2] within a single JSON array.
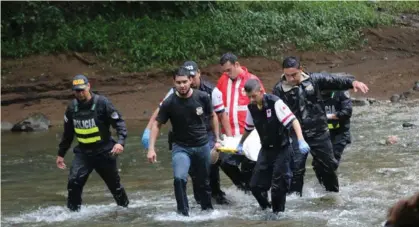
[[219, 154, 256, 193], [67, 150, 129, 211], [289, 130, 339, 196], [250, 145, 293, 213], [330, 130, 351, 165]]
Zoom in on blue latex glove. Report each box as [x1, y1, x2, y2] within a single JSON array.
[[141, 128, 150, 149], [298, 140, 310, 154], [236, 143, 243, 155]]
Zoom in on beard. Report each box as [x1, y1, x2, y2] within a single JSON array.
[[176, 87, 191, 97]]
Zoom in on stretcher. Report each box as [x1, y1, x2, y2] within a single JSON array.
[[210, 130, 261, 164]]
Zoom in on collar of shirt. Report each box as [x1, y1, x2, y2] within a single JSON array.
[[281, 72, 310, 92], [230, 66, 249, 81]]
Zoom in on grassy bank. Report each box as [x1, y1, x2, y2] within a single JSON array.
[[2, 1, 416, 72]]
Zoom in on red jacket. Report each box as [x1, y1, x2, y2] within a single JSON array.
[[216, 66, 265, 136]]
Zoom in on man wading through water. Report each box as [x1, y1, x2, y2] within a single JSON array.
[[237, 79, 309, 213], [272, 56, 369, 196], [142, 61, 231, 205], [56, 74, 129, 211], [322, 89, 353, 167], [216, 53, 266, 193], [147, 66, 221, 216]]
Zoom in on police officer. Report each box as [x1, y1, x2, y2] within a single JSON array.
[[322, 89, 352, 166], [272, 56, 369, 196], [55, 74, 129, 211], [141, 61, 231, 205], [237, 79, 310, 213], [147, 66, 220, 216]]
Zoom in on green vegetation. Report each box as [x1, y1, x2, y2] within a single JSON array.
[[375, 0, 419, 14], [1, 1, 415, 72]]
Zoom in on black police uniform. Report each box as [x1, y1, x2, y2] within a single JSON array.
[[322, 90, 352, 164], [246, 94, 294, 213], [58, 93, 129, 211], [272, 72, 355, 195]]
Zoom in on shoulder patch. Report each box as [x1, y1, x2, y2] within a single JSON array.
[[111, 111, 119, 119], [196, 106, 203, 115], [344, 91, 350, 98]]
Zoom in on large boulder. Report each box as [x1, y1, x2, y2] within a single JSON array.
[[11, 113, 51, 132]]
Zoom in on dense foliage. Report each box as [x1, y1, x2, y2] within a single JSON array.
[[2, 1, 418, 71]]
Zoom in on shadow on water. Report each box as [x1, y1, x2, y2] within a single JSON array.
[[1, 100, 418, 227]]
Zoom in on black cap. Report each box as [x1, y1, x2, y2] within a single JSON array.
[[182, 61, 199, 76], [72, 74, 89, 90]]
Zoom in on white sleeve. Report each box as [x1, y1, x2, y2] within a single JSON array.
[[274, 99, 296, 127], [159, 88, 175, 106], [211, 88, 225, 113], [244, 108, 255, 132]]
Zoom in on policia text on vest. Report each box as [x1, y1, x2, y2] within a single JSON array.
[[56, 92, 129, 212], [322, 90, 352, 165]]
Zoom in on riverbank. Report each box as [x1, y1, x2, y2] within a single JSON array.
[[2, 25, 419, 126]]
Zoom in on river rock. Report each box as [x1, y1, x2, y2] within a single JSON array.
[[367, 98, 378, 105], [390, 94, 401, 103], [351, 98, 369, 106], [386, 135, 399, 145], [319, 193, 345, 206], [11, 113, 51, 132], [1, 121, 14, 131], [402, 122, 417, 128], [413, 81, 419, 91], [401, 89, 414, 99]]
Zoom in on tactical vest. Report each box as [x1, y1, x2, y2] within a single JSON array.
[[323, 91, 351, 132], [199, 80, 215, 131], [199, 79, 215, 99], [248, 94, 289, 149], [324, 92, 340, 130], [72, 95, 103, 145]]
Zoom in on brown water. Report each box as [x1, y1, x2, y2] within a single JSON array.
[[1, 101, 418, 227]]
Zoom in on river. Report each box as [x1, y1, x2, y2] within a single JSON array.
[[1, 100, 418, 227]]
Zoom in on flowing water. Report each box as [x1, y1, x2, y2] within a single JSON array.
[[1, 100, 418, 227]]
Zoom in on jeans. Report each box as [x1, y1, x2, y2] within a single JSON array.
[[172, 142, 213, 216]]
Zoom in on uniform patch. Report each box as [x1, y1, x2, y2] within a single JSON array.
[[72, 79, 85, 85], [344, 91, 350, 98], [196, 107, 203, 115], [64, 115, 68, 123], [184, 65, 194, 71], [305, 84, 314, 91], [266, 109, 272, 118], [111, 111, 119, 119]]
